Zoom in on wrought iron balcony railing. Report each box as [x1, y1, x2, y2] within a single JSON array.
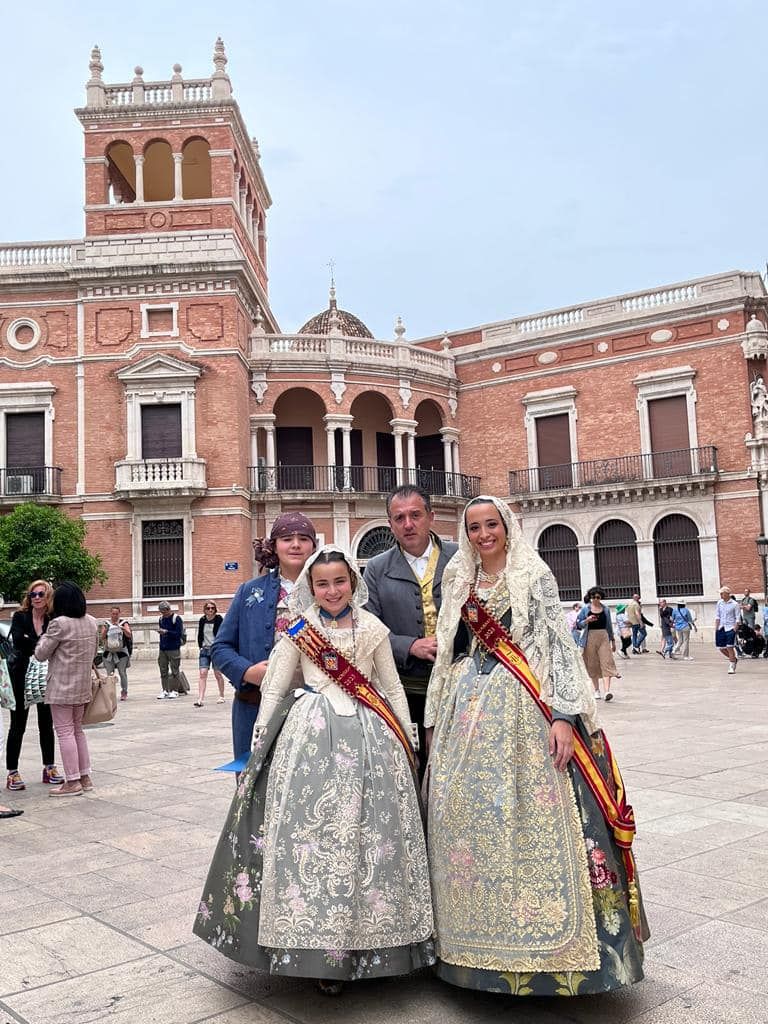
[[509, 446, 719, 496], [0, 466, 62, 499], [249, 464, 480, 499]]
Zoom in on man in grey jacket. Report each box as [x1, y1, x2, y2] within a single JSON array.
[[364, 485, 457, 767]]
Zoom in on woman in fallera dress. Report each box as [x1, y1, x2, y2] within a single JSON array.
[[194, 546, 434, 994], [424, 496, 649, 996]]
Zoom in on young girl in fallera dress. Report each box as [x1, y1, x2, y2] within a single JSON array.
[[194, 546, 434, 995]]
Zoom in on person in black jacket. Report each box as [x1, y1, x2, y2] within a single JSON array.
[[6, 579, 64, 791], [194, 602, 225, 707]]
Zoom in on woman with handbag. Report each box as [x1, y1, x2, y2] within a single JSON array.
[[34, 582, 98, 798], [6, 580, 64, 792]]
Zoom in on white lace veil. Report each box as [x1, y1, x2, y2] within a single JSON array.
[[288, 544, 369, 619]]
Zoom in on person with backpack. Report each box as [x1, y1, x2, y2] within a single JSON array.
[[156, 600, 186, 699], [101, 606, 132, 701]]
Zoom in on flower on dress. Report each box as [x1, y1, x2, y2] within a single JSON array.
[[324, 948, 350, 966], [223, 895, 235, 916], [285, 882, 307, 914], [250, 831, 265, 851], [308, 707, 327, 733], [588, 844, 618, 889], [197, 901, 211, 921], [365, 890, 387, 914], [534, 783, 559, 808]]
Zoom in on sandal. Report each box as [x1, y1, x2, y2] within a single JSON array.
[[193, 701, 204, 708], [316, 979, 344, 996]]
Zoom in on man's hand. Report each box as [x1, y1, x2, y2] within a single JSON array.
[[409, 637, 437, 662], [549, 720, 574, 771], [243, 660, 269, 686]]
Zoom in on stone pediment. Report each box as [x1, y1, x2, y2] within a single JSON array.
[[117, 353, 202, 388]]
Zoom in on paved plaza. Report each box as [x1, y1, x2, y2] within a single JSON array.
[[1, 642, 767, 1024]]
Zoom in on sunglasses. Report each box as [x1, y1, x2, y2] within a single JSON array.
[[29, 590, 46, 599], [204, 605, 215, 610]]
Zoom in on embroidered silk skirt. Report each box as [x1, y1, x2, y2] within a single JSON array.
[[427, 656, 649, 995], [194, 691, 435, 981]]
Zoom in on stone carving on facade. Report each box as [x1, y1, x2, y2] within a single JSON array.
[[741, 315, 768, 360], [750, 376, 768, 431], [330, 371, 347, 405], [251, 372, 268, 404], [398, 378, 412, 410]]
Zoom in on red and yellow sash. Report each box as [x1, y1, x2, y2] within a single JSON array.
[[285, 616, 416, 768], [461, 589, 641, 930]]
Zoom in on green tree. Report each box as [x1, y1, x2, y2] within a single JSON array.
[[0, 503, 107, 603]]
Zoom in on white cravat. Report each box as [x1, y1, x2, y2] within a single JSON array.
[[403, 538, 434, 581]]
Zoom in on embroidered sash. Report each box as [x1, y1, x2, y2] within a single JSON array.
[[285, 617, 416, 768], [461, 588, 641, 931]]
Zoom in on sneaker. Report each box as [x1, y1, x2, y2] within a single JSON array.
[[594, 692, 603, 700], [605, 692, 614, 702], [42, 765, 65, 785], [216, 696, 225, 703], [193, 701, 204, 708], [684, 656, 693, 661], [156, 692, 168, 700], [166, 692, 177, 699], [728, 662, 736, 674], [120, 692, 127, 701], [5, 771, 25, 792]]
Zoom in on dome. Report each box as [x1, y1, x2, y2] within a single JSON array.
[[298, 286, 373, 339]]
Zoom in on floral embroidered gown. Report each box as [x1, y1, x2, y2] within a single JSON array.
[[194, 603, 434, 982], [424, 500, 649, 996]]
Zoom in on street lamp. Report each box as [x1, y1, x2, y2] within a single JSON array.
[[756, 535, 768, 600]]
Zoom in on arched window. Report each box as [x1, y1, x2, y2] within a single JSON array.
[[182, 138, 211, 199], [538, 525, 581, 601], [143, 140, 174, 202], [594, 520, 640, 599], [106, 141, 136, 203], [356, 526, 395, 563], [653, 514, 703, 596]]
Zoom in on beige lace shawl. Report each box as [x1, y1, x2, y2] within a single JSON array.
[[424, 496, 598, 733]]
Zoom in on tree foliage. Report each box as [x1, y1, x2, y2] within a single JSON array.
[[0, 503, 107, 603]]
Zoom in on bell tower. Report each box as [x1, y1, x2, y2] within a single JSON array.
[[76, 39, 271, 309]]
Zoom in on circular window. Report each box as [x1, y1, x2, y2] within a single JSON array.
[[356, 526, 396, 562], [7, 318, 41, 351]]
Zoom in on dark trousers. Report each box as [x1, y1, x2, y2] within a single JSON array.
[[631, 625, 647, 651], [6, 666, 56, 770], [620, 635, 632, 655], [404, 689, 427, 783]]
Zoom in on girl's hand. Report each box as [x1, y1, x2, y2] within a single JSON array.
[[549, 720, 574, 771]]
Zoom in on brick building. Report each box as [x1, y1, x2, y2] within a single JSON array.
[[1, 42, 768, 647]]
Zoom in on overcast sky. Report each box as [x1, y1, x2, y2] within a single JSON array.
[[3, 1, 767, 339]]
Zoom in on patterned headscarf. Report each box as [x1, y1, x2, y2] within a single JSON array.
[[253, 512, 317, 570]]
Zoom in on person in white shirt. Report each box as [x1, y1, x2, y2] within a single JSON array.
[[714, 585, 739, 674]]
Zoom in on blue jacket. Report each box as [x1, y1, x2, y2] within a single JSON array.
[[575, 604, 614, 648], [158, 614, 184, 651], [211, 570, 282, 759]]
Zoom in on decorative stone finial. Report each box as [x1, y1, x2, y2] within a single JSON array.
[[394, 316, 406, 341], [211, 37, 232, 98], [173, 63, 182, 75], [252, 304, 266, 337], [251, 136, 261, 160], [89, 45, 104, 80], [441, 333, 452, 351], [86, 45, 106, 107], [742, 315, 768, 360]]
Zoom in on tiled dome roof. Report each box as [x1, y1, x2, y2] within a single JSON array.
[[298, 287, 373, 339]]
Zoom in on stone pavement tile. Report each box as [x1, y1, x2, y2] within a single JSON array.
[[52, 808, 182, 841], [735, 788, 768, 808], [158, 846, 214, 882], [638, 814, 726, 840], [621, 769, 686, 790], [0, 871, 25, 893], [664, 769, 768, 802], [721, 896, 768, 935], [95, 886, 203, 950], [649, 920, 768, 997], [98, 784, 202, 812], [4, 953, 248, 1024], [736, 830, 768, 852], [628, 790, 718, 822], [99, 822, 221, 859], [670, 844, 768, 886], [155, 797, 234, 826], [639, 866, 768, 917], [1, 841, 135, 881], [0, 885, 81, 935], [633, 833, 708, 870], [99, 857, 203, 897], [196, 1004, 316, 1024], [705, 801, 768, 828], [0, 916, 149, 996], [642, 819, 766, 850], [35, 870, 154, 913], [171, 941, 303, 1000], [619, 981, 768, 1024], [641, 901, 710, 948]]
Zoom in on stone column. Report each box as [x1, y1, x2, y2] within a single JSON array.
[[406, 430, 417, 485], [134, 155, 145, 203], [440, 426, 460, 496], [636, 540, 657, 602], [173, 153, 184, 201], [324, 417, 337, 491], [390, 418, 418, 486], [577, 545, 596, 596], [393, 429, 404, 485], [341, 423, 353, 491]]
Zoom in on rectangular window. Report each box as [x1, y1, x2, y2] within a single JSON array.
[[141, 404, 182, 460], [146, 308, 174, 334], [5, 412, 45, 494], [535, 413, 573, 489], [648, 396, 690, 476], [142, 520, 184, 598]]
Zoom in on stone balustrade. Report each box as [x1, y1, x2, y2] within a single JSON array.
[[114, 457, 207, 498], [0, 242, 77, 268], [252, 332, 457, 380]]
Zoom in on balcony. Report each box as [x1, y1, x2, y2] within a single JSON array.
[[0, 466, 62, 502], [509, 446, 719, 511], [115, 458, 207, 500], [249, 464, 480, 500]]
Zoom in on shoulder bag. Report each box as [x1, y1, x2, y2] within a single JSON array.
[[0, 658, 15, 711], [83, 667, 118, 725], [23, 658, 48, 708]]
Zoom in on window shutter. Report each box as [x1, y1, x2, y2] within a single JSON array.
[[141, 405, 182, 459], [6, 413, 45, 467], [536, 414, 572, 488], [648, 396, 690, 475]]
